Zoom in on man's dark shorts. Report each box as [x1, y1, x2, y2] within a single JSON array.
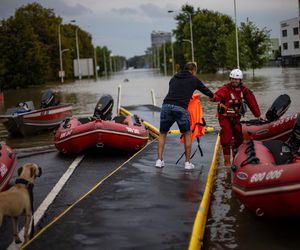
[[159, 104, 190, 133]]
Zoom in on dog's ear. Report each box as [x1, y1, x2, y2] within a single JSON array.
[[17, 167, 23, 176], [30, 167, 35, 178], [37, 167, 42, 177]]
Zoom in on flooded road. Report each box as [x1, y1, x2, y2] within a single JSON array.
[[2, 67, 299, 149], [1, 67, 300, 249]]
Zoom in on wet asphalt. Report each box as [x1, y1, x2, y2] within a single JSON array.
[[17, 133, 217, 250], [0, 147, 131, 250]]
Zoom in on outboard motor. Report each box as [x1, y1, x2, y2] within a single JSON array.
[[41, 90, 58, 108], [265, 94, 291, 122], [287, 115, 300, 155], [93, 94, 114, 120]]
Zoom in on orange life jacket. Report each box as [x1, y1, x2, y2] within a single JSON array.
[[181, 93, 205, 144]]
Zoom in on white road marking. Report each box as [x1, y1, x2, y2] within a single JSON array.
[[7, 154, 85, 250]]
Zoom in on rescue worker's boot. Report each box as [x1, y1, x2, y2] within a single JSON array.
[[223, 154, 231, 166]]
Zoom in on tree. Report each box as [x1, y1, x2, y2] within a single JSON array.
[[239, 20, 271, 76], [0, 3, 59, 88], [225, 32, 248, 71], [0, 3, 117, 89], [172, 5, 235, 73]]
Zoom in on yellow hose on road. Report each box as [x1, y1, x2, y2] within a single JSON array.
[[188, 134, 221, 250]]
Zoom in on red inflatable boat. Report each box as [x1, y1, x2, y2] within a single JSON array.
[[232, 112, 300, 218], [242, 112, 299, 141], [54, 115, 149, 155], [0, 143, 16, 192]]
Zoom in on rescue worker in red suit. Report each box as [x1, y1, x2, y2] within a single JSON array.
[[211, 69, 261, 166]]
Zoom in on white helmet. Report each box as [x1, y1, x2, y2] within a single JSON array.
[[229, 69, 243, 79]]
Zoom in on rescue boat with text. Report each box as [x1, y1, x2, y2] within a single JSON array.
[[0, 90, 72, 136], [232, 115, 300, 217], [54, 95, 149, 155], [242, 94, 299, 141], [0, 143, 16, 192]]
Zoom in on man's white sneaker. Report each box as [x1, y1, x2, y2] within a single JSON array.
[[185, 161, 195, 170], [155, 159, 165, 168]]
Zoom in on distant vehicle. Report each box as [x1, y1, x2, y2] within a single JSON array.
[[0, 90, 72, 136]]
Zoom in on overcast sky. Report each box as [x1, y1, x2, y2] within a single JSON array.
[[0, 0, 298, 58]]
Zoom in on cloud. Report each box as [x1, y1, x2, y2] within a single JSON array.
[[111, 7, 139, 16], [0, 0, 91, 19], [139, 3, 169, 18]]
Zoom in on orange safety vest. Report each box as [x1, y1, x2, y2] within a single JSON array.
[[181, 93, 206, 144]]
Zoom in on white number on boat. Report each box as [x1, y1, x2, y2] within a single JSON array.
[[126, 127, 140, 134], [0, 163, 8, 177], [250, 170, 283, 183], [272, 113, 298, 128], [250, 172, 266, 183], [60, 130, 72, 138], [265, 170, 283, 180]]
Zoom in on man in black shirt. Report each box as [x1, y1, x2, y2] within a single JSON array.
[[155, 62, 214, 169]]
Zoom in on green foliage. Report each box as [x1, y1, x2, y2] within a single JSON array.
[[0, 2, 116, 89], [172, 5, 235, 73], [225, 32, 248, 70], [239, 20, 271, 75], [127, 55, 146, 69], [0, 3, 55, 88], [167, 4, 271, 74]]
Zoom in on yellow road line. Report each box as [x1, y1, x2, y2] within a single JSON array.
[[188, 134, 221, 250], [21, 141, 155, 249]]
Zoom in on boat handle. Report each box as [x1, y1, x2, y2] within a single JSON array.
[[63, 118, 71, 129]]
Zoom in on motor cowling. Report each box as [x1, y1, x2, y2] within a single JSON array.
[[93, 94, 114, 120], [41, 90, 58, 108], [265, 94, 291, 122]]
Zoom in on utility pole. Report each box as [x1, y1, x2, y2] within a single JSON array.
[[103, 52, 107, 77], [94, 46, 98, 81], [75, 28, 82, 79], [163, 41, 167, 76], [171, 38, 175, 74], [168, 10, 194, 62], [58, 24, 64, 83], [234, 0, 240, 69]]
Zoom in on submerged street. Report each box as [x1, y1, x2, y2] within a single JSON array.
[[0, 67, 300, 250]]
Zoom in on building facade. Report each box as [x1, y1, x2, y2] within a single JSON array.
[[280, 17, 300, 66], [151, 31, 172, 48]]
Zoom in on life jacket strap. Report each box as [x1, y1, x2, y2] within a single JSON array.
[[176, 138, 203, 164]]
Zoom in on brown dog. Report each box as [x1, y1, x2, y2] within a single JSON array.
[[0, 163, 42, 243]]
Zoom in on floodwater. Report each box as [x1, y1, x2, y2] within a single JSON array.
[[2, 67, 299, 149], [1, 67, 300, 249]]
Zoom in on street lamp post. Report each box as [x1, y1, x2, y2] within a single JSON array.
[[168, 10, 194, 62], [103, 52, 107, 77], [58, 24, 64, 83], [94, 46, 98, 81], [75, 28, 82, 80], [171, 37, 175, 74], [163, 41, 167, 76], [70, 20, 82, 80], [186, 12, 195, 62], [234, 0, 240, 69], [109, 53, 113, 73]]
